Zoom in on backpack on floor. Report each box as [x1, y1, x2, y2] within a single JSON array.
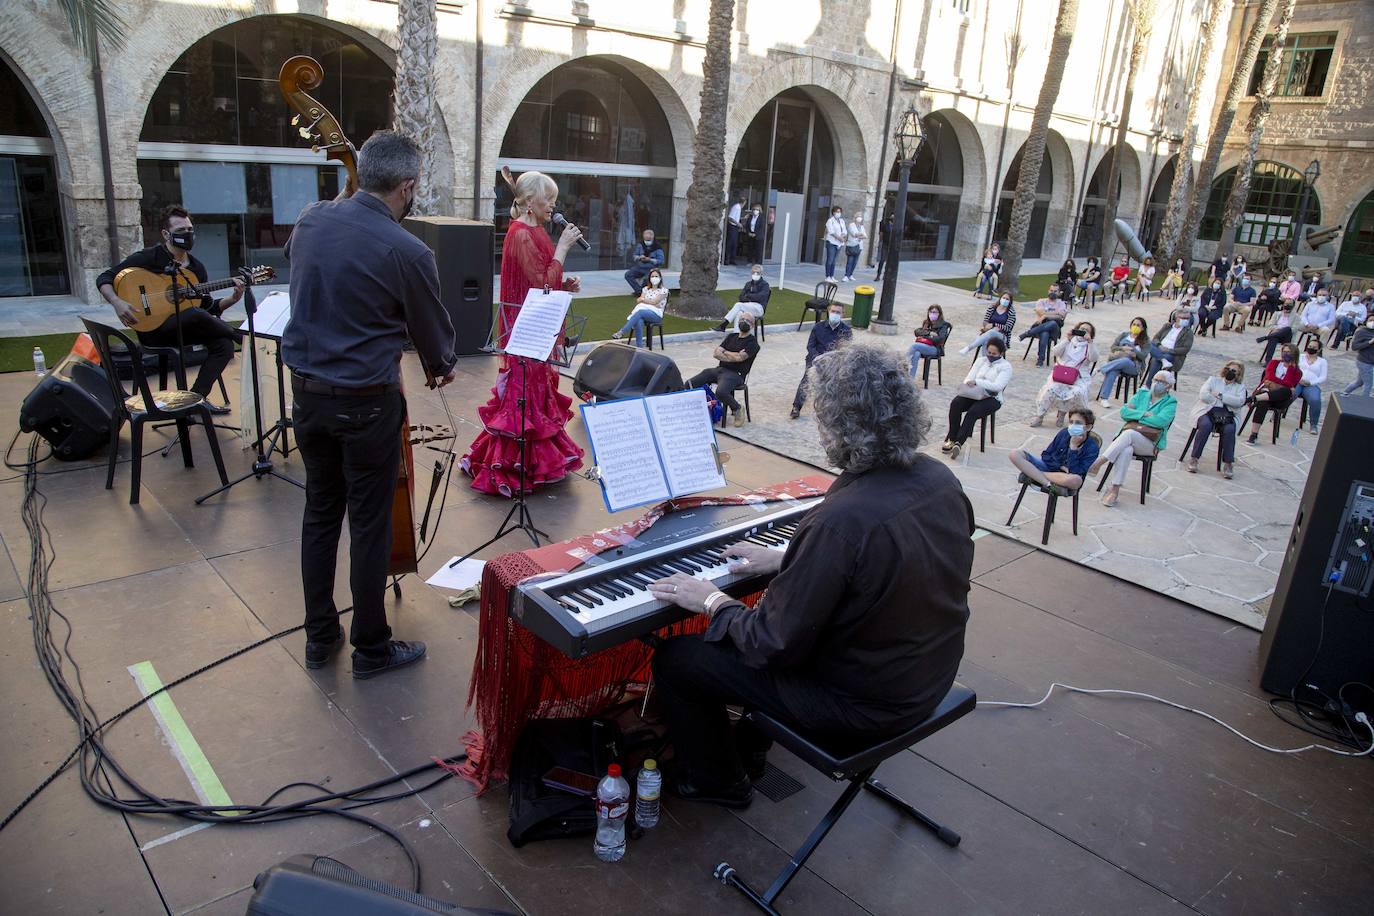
[[506, 718, 622, 847]]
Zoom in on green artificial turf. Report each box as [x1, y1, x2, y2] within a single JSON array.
[[928, 273, 1061, 296], [0, 332, 84, 374]]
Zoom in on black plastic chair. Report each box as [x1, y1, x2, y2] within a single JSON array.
[[642, 321, 667, 351], [1113, 371, 1140, 402], [920, 354, 943, 389], [1239, 389, 1298, 444], [714, 685, 976, 914], [1095, 446, 1156, 505], [82, 319, 229, 505], [1177, 424, 1227, 473], [797, 281, 838, 330], [978, 410, 997, 453], [715, 383, 752, 427], [1007, 474, 1083, 545]]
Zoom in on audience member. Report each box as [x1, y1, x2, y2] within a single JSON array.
[[715, 265, 772, 332], [1343, 315, 1374, 397], [743, 204, 764, 264], [1031, 321, 1098, 428], [976, 246, 1001, 299], [1145, 307, 1194, 383], [723, 198, 742, 265], [1056, 259, 1078, 302], [843, 214, 867, 282], [1185, 360, 1247, 479], [943, 337, 1011, 460], [613, 267, 668, 347], [1257, 300, 1296, 364], [1018, 289, 1070, 367], [1245, 343, 1301, 444], [1159, 258, 1185, 298], [1222, 275, 1255, 330], [823, 206, 846, 283], [1105, 256, 1131, 299], [624, 229, 665, 293], [1334, 294, 1368, 347], [958, 295, 1016, 355], [1278, 270, 1302, 307], [1197, 279, 1226, 335], [1251, 276, 1283, 326], [791, 302, 852, 419], [1092, 370, 1177, 508], [687, 320, 760, 427], [907, 304, 952, 381], [1132, 256, 1156, 299], [1077, 257, 1102, 299], [1227, 255, 1247, 289], [1293, 340, 1328, 436], [1297, 291, 1336, 341], [1008, 408, 1099, 497], [873, 211, 893, 281], [1208, 255, 1230, 286], [1095, 316, 1149, 406]]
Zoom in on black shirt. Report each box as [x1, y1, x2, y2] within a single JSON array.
[[96, 245, 217, 312], [706, 459, 974, 730], [282, 193, 457, 388], [718, 332, 760, 377]]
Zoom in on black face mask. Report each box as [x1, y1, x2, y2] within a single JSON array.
[[400, 185, 415, 221], [1223, 369, 1237, 381], [167, 228, 195, 251]]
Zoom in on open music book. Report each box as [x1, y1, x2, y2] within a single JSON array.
[[580, 388, 726, 513]]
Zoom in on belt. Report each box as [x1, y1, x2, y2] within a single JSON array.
[[290, 372, 400, 398]]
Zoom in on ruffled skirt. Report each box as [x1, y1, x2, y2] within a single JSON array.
[[461, 358, 584, 497]]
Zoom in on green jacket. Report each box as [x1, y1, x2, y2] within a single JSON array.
[[1118, 388, 1178, 451]]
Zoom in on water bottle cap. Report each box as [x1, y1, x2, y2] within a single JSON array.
[[607, 764, 621, 778], [642, 759, 657, 770]]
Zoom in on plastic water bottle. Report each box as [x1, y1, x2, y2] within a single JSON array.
[[594, 764, 630, 862], [32, 347, 46, 377], [635, 759, 661, 829]]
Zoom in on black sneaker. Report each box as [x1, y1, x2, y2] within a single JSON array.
[[305, 625, 345, 669], [713, 320, 730, 332], [204, 401, 231, 416], [352, 640, 427, 680], [743, 750, 769, 782]]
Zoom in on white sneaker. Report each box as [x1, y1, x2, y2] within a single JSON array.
[[825, 276, 836, 284], [958, 345, 971, 355], [1161, 359, 1173, 369], [1100, 398, 1111, 408]]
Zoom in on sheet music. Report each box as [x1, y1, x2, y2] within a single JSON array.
[[644, 389, 725, 496], [250, 291, 292, 339], [579, 399, 670, 513], [504, 289, 572, 360]]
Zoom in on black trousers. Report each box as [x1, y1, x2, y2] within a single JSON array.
[[652, 635, 881, 788], [293, 386, 403, 660], [1251, 386, 1293, 425], [140, 308, 239, 397], [724, 225, 739, 264], [1260, 326, 1293, 363], [689, 367, 746, 412], [946, 395, 1000, 444]]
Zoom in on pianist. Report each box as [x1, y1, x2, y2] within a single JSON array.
[[647, 344, 974, 807]]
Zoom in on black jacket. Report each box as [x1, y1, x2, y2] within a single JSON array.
[[96, 245, 217, 312]]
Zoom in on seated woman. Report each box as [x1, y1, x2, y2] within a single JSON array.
[[1031, 321, 1098, 428], [1159, 258, 1185, 298], [1185, 360, 1247, 479], [1056, 259, 1078, 303], [1132, 256, 1156, 299], [1091, 371, 1177, 508], [907, 304, 952, 380], [1257, 301, 1295, 364], [1227, 254, 1247, 290], [1196, 279, 1227, 335], [714, 264, 771, 331], [943, 336, 1012, 460], [1293, 339, 1328, 435], [1017, 289, 1070, 367], [1095, 317, 1149, 406], [1251, 277, 1283, 326], [1077, 257, 1102, 300], [1009, 408, 1099, 497], [1246, 343, 1301, 444], [612, 267, 668, 347], [958, 295, 1016, 355]]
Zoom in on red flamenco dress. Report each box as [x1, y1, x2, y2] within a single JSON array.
[[461, 219, 585, 496]]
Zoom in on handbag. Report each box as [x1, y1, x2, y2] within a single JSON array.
[[915, 336, 936, 347], [1123, 421, 1162, 443], [1207, 405, 1236, 427], [1052, 364, 1080, 385]]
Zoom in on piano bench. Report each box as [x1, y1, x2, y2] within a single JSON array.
[[714, 684, 976, 914]]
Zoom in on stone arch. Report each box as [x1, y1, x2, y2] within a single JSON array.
[[1085, 142, 1143, 226]]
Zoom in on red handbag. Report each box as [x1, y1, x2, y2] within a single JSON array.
[[1052, 364, 1080, 385]]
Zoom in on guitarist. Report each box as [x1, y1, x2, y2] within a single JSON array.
[[282, 131, 457, 681], [95, 205, 242, 414]]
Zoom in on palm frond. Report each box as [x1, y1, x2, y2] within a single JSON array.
[[55, 0, 129, 58]]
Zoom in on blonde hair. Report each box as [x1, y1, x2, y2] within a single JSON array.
[[508, 171, 559, 219], [1219, 360, 1245, 383]]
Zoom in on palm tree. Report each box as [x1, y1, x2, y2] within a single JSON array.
[[1002, 0, 1079, 297], [1175, 0, 1278, 269], [1098, 0, 1155, 260], [1216, 0, 1296, 259], [56, 0, 126, 57], [393, 0, 440, 214], [676, 0, 735, 318], [1154, 0, 1222, 268]]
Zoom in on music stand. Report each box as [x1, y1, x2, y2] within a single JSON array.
[[446, 301, 587, 568], [196, 269, 304, 504]]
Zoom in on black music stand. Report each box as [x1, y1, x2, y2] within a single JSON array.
[[195, 269, 304, 504]]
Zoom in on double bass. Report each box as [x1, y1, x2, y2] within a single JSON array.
[[277, 55, 422, 576]]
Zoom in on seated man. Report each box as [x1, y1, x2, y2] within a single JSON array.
[[1222, 275, 1255, 331], [715, 265, 771, 332], [623, 228, 664, 294], [1197, 279, 1226, 335], [1251, 276, 1283, 326], [1333, 294, 1368, 347], [790, 301, 851, 419], [1105, 257, 1131, 299], [687, 319, 760, 427], [1297, 290, 1336, 339], [649, 344, 973, 807], [1145, 307, 1194, 383], [96, 205, 243, 412]]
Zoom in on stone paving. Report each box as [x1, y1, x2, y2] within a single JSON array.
[[572, 259, 1367, 631]]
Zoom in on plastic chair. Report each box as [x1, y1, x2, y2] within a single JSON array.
[[1007, 474, 1082, 545], [797, 281, 838, 330], [1095, 446, 1156, 504]]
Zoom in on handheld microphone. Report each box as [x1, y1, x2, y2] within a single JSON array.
[[552, 212, 592, 251]]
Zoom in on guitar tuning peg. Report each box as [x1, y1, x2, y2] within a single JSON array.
[[290, 114, 300, 126], [298, 127, 312, 140]]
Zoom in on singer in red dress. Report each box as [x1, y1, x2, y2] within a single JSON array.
[[462, 171, 586, 496]]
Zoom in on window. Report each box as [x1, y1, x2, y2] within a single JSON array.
[[1247, 32, 1337, 98], [1198, 161, 1320, 244]]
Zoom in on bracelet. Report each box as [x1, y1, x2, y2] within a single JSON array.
[[703, 591, 732, 618]]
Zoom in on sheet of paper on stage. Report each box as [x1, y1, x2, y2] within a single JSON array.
[[580, 398, 670, 513], [504, 289, 571, 360], [250, 291, 292, 339], [426, 557, 486, 591], [645, 389, 725, 496]]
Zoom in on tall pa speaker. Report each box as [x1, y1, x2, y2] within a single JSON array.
[[403, 217, 493, 356], [19, 352, 117, 460], [1259, 394, 1374, 712], [572, 342, 684, 401]]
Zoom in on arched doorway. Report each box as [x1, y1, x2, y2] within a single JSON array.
[[500, 58, 678, 271], [1199, 161, 1322, 247], [1337, 189, 1374, 276], [0, 58, 68, 296], [1073, 154, 1122, 258], [728, 89, 836, 265], [884, 112, 965, 262], [991, 145, 1052, 259], [1141, 156, 1177, 252], [138, 16, 394, 282]]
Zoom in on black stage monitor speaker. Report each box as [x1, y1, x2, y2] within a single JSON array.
[[403, 217, 493, 357], [248, 854, 513, 915], [19, 352, 117, 460], [1259, 395, 1374, 712], [572, 342, 684, 401]]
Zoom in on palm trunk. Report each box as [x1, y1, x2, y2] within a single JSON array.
[[1003, 0, 1079, 298], [392, 0, 440, 214], [677, 0, 735, 317], [1155, 0, 1221, 268], [1099, 2, 1153, 260], [1175, 0, 1278, 268], [1216, 0, 1295, 258]]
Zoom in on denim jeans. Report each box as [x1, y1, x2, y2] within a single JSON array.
[[844, 246, 861, 278], [907, 341, 939, 377], [1192, 414, 1236, 464], [1334, 316, 1357, 347], [1344, 362, 1373, 397], [1095, 356, 1138, 399], [1021, 320, 1062, 363], [966, 328, 1009, 353], [617, 308, 662, 346], [976, 272, 997, 296], [824, 242, 840, 278], [1294, 383, 1322, 428]]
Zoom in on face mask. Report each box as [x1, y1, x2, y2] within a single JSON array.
[[738, 322, 752, 335], [833, 211, 842, 219], [827, 311, 843, 326], [400, 183, 415, 220], [928, 311, 940, 321], [751, 272, 761, 282], [643, 238, 653, 247], [1152, 382, 1169, 394], [1317, 296, 1328, 304], [1241, 279, 1250, 286], [1281, 352, 1293, 362], [1269, 281, 1277, 287], [1067, 423, 1086, 438], [1305, 348, 1318, 356], [167, 227, 195, 251], [1288, 275, 1296, 281], [999, 298, 1010, 307], [1223, 368, 1237, 381], [1367, 321, 1374, 329], [1130, 324, 1142, 334], [649, 276, 661, 287], [1179, 318, 1191, 327], [1213, 283, 1221, 290], [987, 353, 1002, 363]]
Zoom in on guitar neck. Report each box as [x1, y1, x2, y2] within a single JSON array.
[[184, 277, 238, 298]]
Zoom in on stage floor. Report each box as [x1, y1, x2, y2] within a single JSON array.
[[0, 356, 1370, 915]]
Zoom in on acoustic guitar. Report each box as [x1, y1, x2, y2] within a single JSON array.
[[113, 264, 275, 332]]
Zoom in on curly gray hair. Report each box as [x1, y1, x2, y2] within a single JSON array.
[[809, 343, 931, 472]]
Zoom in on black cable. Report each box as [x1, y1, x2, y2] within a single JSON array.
[[3, 427, 52, 470]]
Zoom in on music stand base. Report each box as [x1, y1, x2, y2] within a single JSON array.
[[195, 457, 304, 504]]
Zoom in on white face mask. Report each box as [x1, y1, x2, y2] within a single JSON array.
[[1067, 424, 1086, 438], [1152, 382, 1169, 394], [649, 276, 661, 287], [998, 298, 1010, 307], [827, 311, 843, 325], [751, 272, 761, 282]]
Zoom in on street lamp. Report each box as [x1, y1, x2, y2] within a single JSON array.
[[1292, 158, 1320, 253], [871, 105, 926, 334]]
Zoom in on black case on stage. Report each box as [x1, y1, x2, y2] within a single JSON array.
[[403, 216, 493, 357], [572, 342, 684, 401], [19, 352, 117, 460], [247, 854, 512, 915]]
